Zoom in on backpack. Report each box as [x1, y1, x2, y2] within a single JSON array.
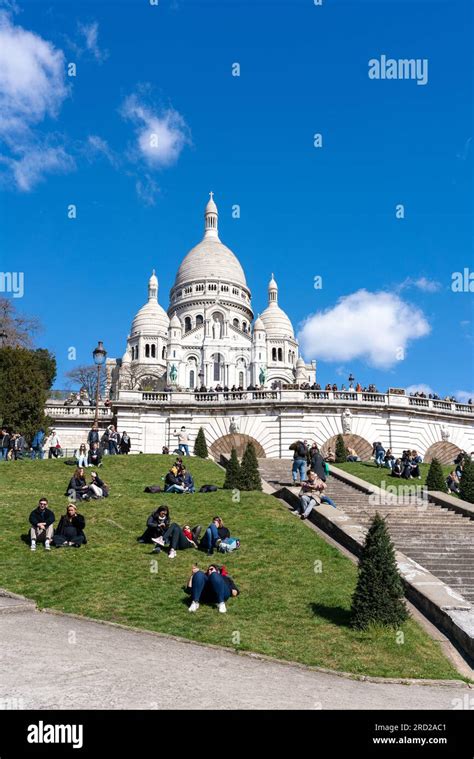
[[199, 484, 218, 493], [217, 537, 240, 553], [296, 442, 306, 458]]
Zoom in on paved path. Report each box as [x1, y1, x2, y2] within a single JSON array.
[[0, 608, 470, 710]]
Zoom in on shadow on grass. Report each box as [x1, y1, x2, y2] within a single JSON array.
[[309, 602, 352, 628]]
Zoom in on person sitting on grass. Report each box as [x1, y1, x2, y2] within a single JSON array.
[[391, 458, 402, 477], [76, 444, 89, 468], [87, 442, 102, 467], [85, 471, 108, 500], [291, 470, 326, 520], [137, 506, 170, 544], [409, 450, 423, 479], [187, 563, 240, 614], [66, 467, 89, 501], [164, 465, 185, 494], [29, 498, 55, 552], [152, 522, 200, 558], [181, 467, 195, 494], [199, 516, 230, 555], [53, 504, 87, 547], [446, 470, 460, 494]]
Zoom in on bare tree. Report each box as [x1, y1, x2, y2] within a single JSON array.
[[119, 363, 143, 390], [65, 364, 106, 399], [0, 298, 41, 348]]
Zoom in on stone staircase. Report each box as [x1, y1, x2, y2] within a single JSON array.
[[258, 458, 474, 605]]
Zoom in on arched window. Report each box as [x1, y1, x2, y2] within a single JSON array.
[[145, 344, 150, 358], [196, 314, 203, 327], [239, 371, 244, 387], [278, 348, 283, 361], [184, 317, 192, 333], [151, 344, 156, 358], [233, 318, 240, 329], [272, 348, 277, 361], [242, 322, 247, 332], [213, 352, 223, 382], [189, 370, 195, 389], [162, 346, 166, 360]]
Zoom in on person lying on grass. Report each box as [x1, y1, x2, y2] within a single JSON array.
[[198, 516, 230, 555], [291, 469, 326, 520], [152, 523, 201, 558], [137, 505, 170, 544], [186, 563, 240, 614], [52, 504, 87, 548]]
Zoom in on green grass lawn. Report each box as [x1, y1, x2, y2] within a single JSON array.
[[0, 454, 463, 680], [335, 461, 455, 495]]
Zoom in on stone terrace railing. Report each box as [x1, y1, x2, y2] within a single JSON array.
[[107, 389, 474, 417], [45, 403, 113, 418]]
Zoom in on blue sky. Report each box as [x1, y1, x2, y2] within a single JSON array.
[[1, 0, 473, 397]]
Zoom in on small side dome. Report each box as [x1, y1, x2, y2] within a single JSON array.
[[254, 315, 266, 332], [296, 356, 305, 366], [170, 312, 181, 329]]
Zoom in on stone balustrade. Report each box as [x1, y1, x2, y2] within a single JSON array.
[[45, 403, 113, 418], [101, 389, 474, 417]]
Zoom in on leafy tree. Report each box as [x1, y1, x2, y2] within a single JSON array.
[[425, 458, 446, 492], [335, 434, 348, 463], [351, 513, 408, 630], [0, 346, 55, 443], [193, 426, 208, 458], [459, 458, 474, 504], [223, 447, 241, 490], [240, 442, 262, 491]]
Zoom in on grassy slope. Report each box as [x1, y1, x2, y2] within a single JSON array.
[[335, 461, 454, 494], [0, 454, 462, 680]]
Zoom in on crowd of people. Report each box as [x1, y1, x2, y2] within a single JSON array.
[[24, 444, 240, 614], [0, 424, 131, 462]]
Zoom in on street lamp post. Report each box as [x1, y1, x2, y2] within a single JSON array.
[[92, 340, 107, 424]]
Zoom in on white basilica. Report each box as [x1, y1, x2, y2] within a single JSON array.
[[110, 193, 315, 395]]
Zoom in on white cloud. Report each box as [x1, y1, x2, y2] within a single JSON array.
[[86, 134, 117, 167], [398, 276, 441, 293], [0, 10, 68, 138], [121, 92, 191, 169], [405, 384, 434, 396], [455, 390, 474, 404], [0, 10, 73, 190], [135, 174, 160, 206], [77, 21, 108, 63], [1, 143, 75, 191], [298, 290, 431, 369]]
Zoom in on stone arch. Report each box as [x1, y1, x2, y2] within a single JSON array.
[[320, 433, 372, 460], [424, 441, 463, 465], [210, 433, 265, 459]]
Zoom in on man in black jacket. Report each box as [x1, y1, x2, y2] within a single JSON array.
[[87, 423, 100, 448], [29, 498, 55, 551], [53, 504, 86, 547]]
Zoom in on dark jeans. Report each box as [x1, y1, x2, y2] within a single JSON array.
[[191, 571, 231, 604], [163, 523, 193, 550], [108, 441, 119, 455], [48, 447, 59, 459], [53, 534, 85, 547]]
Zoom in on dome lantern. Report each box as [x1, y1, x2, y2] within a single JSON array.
[[148, 269, 158, 301], [204, 191, 219, 239], [268, 273, 278, 304]]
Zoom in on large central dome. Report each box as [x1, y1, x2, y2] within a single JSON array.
[[172, 193, 248, 289], [174, 237, 247, 288]]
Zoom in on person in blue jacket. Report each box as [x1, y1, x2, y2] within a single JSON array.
[[30, 429, 45, 459]]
